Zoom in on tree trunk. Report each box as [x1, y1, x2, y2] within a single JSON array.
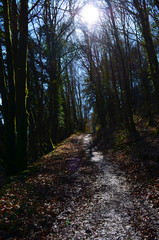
[[109, 50, 122, 123], [133, 0, 159, 110], [3, 0, 16, 174], [0, 39, 8, 122], [105, 0, 136, 133], [15, 0, 28, 171], [135, 25, 152, 125]]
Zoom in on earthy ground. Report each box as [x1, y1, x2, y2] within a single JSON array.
[[0, 118, 159, 239]]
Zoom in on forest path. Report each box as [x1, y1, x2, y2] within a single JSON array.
[[48, 134, 159, 239], [0, 134, 159, 239]]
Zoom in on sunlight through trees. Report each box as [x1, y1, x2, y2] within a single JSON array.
[[0, 0, 158, 174]]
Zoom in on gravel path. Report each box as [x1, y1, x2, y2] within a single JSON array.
[[47, 134, 159, 240]]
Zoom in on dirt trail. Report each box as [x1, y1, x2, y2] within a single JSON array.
[[1, 134, 158, 239], [47, 134, 159, 240]]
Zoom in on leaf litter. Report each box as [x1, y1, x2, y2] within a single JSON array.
[[0, 131, 159, 239]]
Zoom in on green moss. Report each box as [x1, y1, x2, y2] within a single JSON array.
[[18, 169, 30, 175], [115, 129, 127, 149], [154, 128, 159, 135], [96, 124, 101, 132], [149, 179, 153, 183], [27, 161, 44, 172], [50, 138, 55, 149]]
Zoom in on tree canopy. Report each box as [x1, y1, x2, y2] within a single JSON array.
[[0, 0, 158, 174]]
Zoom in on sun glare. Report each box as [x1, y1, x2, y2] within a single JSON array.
[[80, 4, 99, 25]]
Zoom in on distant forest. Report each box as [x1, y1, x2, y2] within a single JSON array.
[[0, 0, 159, 175]]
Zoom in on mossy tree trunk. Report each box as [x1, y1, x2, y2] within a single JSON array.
[[2, 0, 17, 174], [2, 0, 28, 174]]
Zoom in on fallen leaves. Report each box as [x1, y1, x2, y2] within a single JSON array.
[[0, 134, 85, 239], [0, 130, 159, 239]]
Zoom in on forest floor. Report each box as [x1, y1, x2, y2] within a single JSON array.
[[0, 116, 159, 239]]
